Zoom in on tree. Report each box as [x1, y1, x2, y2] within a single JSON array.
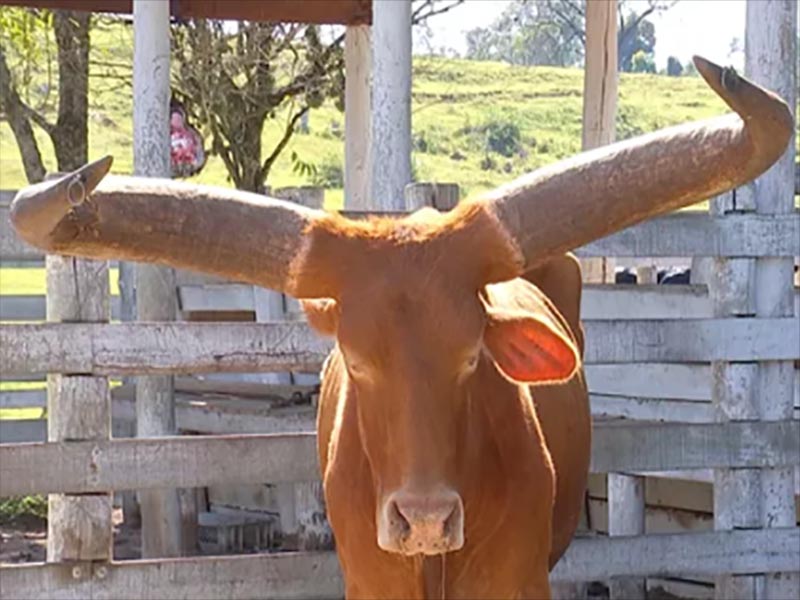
[[666, 55, 683, 76], [630, 49, 656, 74], [465, 0, 676, 71], [173, 0, 463, 194], [0, 8, 90, 182]]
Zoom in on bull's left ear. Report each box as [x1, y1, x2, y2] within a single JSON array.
[[483, 309, 580, 385]]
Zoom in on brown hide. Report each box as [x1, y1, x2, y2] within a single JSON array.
[[308, 207, 589, 599]]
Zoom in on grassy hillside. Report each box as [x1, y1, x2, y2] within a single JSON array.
[[0, 28, 732, 207]]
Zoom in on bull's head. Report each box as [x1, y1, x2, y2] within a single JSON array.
[[10, 58, 793, 556]]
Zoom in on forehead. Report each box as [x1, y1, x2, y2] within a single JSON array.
[[336, 252, 484, 353]]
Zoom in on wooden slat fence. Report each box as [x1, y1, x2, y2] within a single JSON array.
[[1, 183, 798, 599]]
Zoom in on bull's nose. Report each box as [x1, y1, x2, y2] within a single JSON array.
[[378, 489, 464, 556]]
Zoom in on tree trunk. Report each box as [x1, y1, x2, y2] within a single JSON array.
[[52, 10, 90, 170], [0, 45, 46, 183], [237, 123, 266, 194]]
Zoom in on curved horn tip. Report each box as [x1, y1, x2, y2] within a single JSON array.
[[75, 154, 114, 192]]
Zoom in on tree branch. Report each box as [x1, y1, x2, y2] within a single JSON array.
[[260, 106, 309, 183], [411, 0, 465, 24]]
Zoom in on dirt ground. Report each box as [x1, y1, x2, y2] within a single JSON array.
[[0, 508, 141, 564]]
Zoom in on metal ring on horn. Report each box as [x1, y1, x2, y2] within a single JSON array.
[[66, 176, 87, 207]]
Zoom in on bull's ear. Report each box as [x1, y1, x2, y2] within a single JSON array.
[[483, 309, 579, 384], [301, 298, 339, 336]]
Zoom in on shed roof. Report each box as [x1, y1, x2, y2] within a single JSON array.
[[0, 0, 372, 25]]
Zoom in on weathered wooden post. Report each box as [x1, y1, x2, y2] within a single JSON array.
[[714, 2, 798, 598], [132, 0, 186, 558], [370, 0, 412, 209], [345, 24, 371, 210], [46, 255, 112, 569], [581, 0, 617, 286]]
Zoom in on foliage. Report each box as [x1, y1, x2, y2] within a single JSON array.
[[0, 7, 92, 181], [1, 53, 734, 205], [310, 154, 344, 188], [171, 20, 345, 194], [465, 0, 675, 72], [630, 49, 656, 74], [0, 495, 47, 523], [484, 119, 522, 157], [666, 56, 683, 76]]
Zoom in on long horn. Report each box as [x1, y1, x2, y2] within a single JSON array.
[[9, 156, 325, 296], [480, 56, 793, 272]]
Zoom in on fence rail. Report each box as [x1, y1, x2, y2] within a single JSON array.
[[3, 421, 798, 497], [2, 317, 797, 376], [1, 528, 798, 600]]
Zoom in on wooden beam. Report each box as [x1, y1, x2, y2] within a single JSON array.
[[0, 0, 372, 25], [580, 0, 618, 289], [550, 528, 800, 582], [369, 0, 412, 209], [45, 254, 113, 563], [1, 529, 798, 598], [3, 422, 797, 497], [344, 25, 372, 210], [2, 317, 798, 377], [0, 551, 344, 600]]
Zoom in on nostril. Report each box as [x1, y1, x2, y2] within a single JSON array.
[[387, 499, 411, 537]]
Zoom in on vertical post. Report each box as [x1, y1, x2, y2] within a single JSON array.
[[404, 183, 460, 212], [585, 3, 645, 598], [345, 25, 371, 210], [133, 0, 184, 558], [370, 0, 412, 210], [46, 257, 112, 564], [714, 2, 798, 598], [581, 0, 617, 284]]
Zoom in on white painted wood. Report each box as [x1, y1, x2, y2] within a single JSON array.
[[370, 0, 412, 210], [3, 421, 797, 497], [580, 0, 618, 287], [132, 0, 183, 559], [585, 364, 712, 401], [0, 552, 344, 600], [345, 25, 371, 211], [745, 2, 799, 597]]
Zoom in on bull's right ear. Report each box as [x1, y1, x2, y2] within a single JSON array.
[[301, 298, 339, 336]]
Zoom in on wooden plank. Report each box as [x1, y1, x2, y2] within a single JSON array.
[[0, 551, 344, 600], [0, 388, 46, 409], [576, 212, 800, 257], [3, 421, 797, 497], [590, 394, 714, 422], [585, 363, 713, 400], [46, 254, 113, 563], [0, 295, 121, 321], [1, 529, 798, 598], [0, 419, 45, 444], [344, 25, 371, 210], [0, 433, 319, 496], [741, 3, 799, 597], [591, 420, 800, 474], [583, 318, 799, 363], [0, 322, 331, 376], [551, 528, 800, 581], [2, 318, 797, 377]]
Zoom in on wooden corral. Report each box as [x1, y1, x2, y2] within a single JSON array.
[[2, 171, 799, 597], [1, 1, 799, 599]]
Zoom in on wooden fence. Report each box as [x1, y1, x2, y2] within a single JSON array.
[[1, 179, 799, 599]]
